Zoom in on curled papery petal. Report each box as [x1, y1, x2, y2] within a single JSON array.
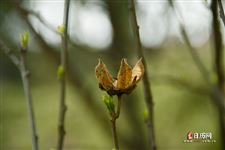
[[95, 59, 114, 90], [116, 58, 132, 89], [95, 58, 144, 96], [131, 58, 144, 84]]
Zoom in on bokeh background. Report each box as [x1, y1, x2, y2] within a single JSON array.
[[0, 0, 224, 150]]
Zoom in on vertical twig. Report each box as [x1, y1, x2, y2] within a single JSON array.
[[211, 1, 225, 149], [213, 0, 225, 91], [129, 0, 156, 150], [111, 95, 122, 150], [19, 47, 39, 150], [111, 119, 119, 150], [57, 0, 70, 150], [0, 39, 39, 150]]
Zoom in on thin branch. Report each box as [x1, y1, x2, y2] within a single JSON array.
[[180, 28, 210, 84], [130, 0, 156, 150], [28, 10, 58, 34], [218, 0, 225, 27], [212, 0, 225, 92], [111, 95, 122, 150], [0, 39, 39, 150], [111, 119, 119, 150], [211, 1, 225, 150], [19, 47, 39, 150], [56, 0, 70, 150]]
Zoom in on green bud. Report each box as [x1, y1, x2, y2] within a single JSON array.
[[57, 65, 65, 79], [102, 95, 115, 113], [144, 109, 149, 120], [20, 31, 29, 49], [57, 25, 65, 34]]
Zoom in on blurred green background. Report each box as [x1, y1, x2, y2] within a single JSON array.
[[0, 0, 224, 150]]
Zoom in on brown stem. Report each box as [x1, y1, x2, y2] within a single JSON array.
[[111, 95, 122, 150], [129, 0, 156, 150], [56, 0, 70, 150], [111, 119, 119, 150]]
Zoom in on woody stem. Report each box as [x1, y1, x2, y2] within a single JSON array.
[[111, 95, 122, 150]]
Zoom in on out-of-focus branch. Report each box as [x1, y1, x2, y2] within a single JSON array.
[[27, 10, 58, 34], [10, 0, 157, 60], [151, 74, 209, 96], [0, 40, 20, 68], [0, 39, 39, 150], [169, 0, 225, 109], [57, 0, 70, 150], [18, 5, 109, 55], [211, 1, 225, 149], [169, 1, 225, 148], [130, 0, 156, 150], [180, 27, 210, 84], [213, 0, 225, 92], [106, 0, 131, 58], [170, 3, 210, 84], [218, 0, 225, 27], [8, 0, 59, 59]]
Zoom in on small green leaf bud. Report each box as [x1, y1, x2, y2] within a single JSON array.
[[144, 108, 149, 120], [102, 95, 115, 113], [57, 65, 65, 79], [20, 31, 29, 49], [57, 25, 65, 34]]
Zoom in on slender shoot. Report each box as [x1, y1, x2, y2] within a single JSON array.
[[129, 0, 156, 149], [56, 0, 71, 150]]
